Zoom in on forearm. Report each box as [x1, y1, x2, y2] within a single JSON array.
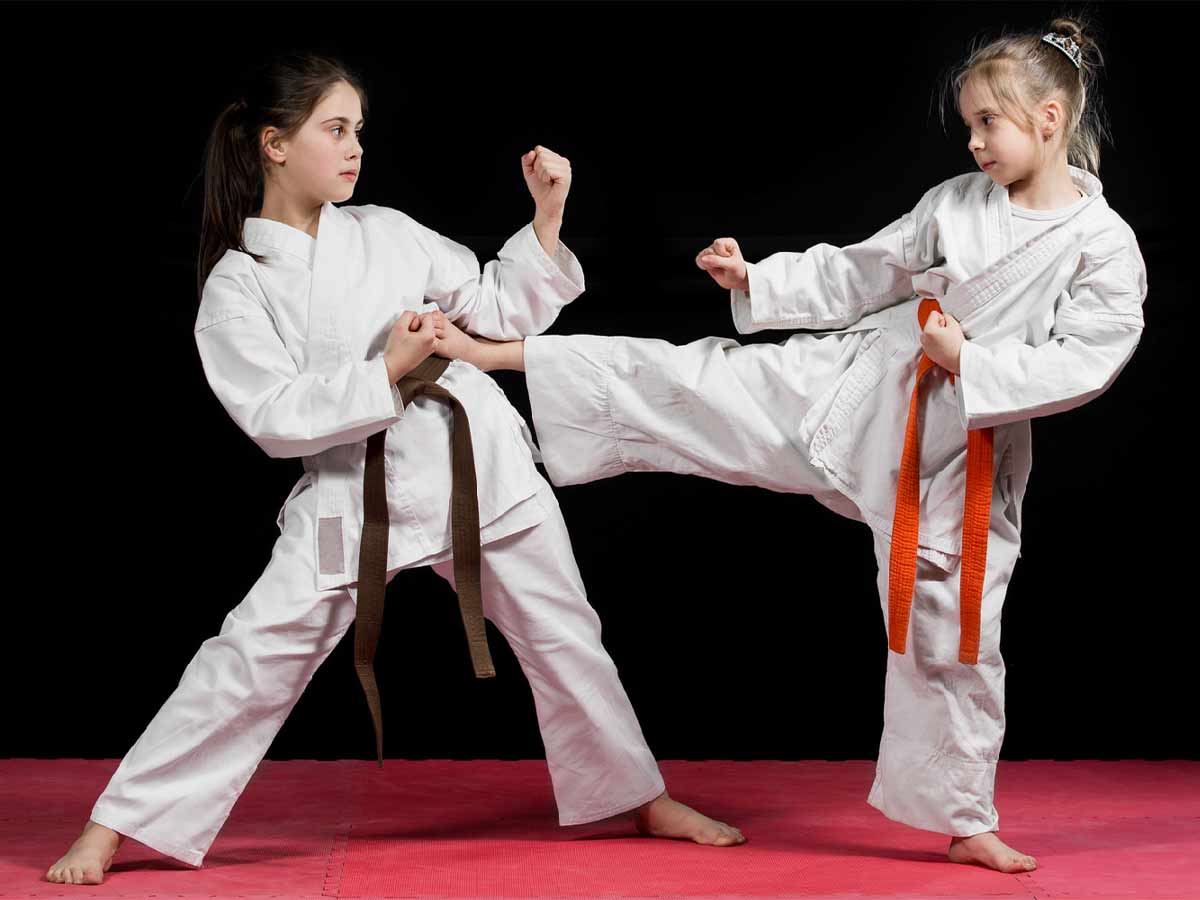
[[954, 325, 1140, 430], [532, 210, 563, 257], [474, 337, 526, 372]]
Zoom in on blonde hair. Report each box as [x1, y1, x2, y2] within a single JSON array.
[[937, 11, 1111, 175]]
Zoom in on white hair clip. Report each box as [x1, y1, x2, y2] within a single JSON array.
[[1042, 33, 1083, 69]]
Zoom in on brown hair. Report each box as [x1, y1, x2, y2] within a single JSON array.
[[937, 11, 1111, 177], [197, 52, 370, 300]]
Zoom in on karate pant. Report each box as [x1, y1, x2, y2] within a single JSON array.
[[524, 332, 1022, 838], [89, 476, 666, 868]]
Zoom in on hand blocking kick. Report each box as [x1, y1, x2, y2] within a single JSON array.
[[382, 308, 480, 381]]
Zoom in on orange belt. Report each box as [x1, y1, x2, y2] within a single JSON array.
[[887, 298, 993, 665]]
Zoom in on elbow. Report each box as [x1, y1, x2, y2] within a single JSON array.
[[240, 413, 315, 460], [250, 433, 306, 460]]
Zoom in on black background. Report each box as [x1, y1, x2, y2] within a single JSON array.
[[8, 1, 1194, 764]]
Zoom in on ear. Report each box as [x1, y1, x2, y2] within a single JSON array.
[[1041, 96, 1066, 140], [261, 126, 286, 165]]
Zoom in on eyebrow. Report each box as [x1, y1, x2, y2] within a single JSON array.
[[322, 116, 365, 126]]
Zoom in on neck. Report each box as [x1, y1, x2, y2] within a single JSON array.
[[257, 186, 323, 239], [1006, 154, 1079, 210]]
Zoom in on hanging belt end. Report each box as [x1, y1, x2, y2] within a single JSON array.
[[471, 657, 497, 679], [469, 641, 497, 680]]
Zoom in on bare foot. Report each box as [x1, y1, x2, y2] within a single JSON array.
[[632, 790, 746, 846], [45, 820, 126, 885], [949, 832, 1037, 873]]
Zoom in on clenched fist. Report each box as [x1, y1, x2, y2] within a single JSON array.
[[382, 310, 436, 382], [920, 310, 965, 376], [522, 145, 571, 222], [696, 238, 749, 292]]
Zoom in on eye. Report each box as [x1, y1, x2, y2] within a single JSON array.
[[982, 115, 995, 126]]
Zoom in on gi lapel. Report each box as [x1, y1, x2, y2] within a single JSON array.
[[308, 201, 352, 575], [938, 195, 1107, 328], [307, 201, 350, 381]]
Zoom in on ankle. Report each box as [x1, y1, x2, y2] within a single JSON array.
[[634, 789, 669, 815], [84, 821, 123, 844]]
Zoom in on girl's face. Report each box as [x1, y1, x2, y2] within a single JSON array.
[[263, 80, 364, 203], [958, 78, 1043, 187]]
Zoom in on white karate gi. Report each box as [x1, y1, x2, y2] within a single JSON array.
[[89, 202, 665, 867], [523, 164, 1147, 836]]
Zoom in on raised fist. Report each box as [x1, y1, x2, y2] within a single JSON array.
[[522, 145, 571, 220], [696, 238, 749, 292]]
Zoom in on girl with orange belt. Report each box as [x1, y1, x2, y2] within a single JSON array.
[[430, 14, 1148, 874]]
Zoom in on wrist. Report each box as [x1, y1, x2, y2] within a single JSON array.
[[475, 339, 524, 373], [384, 353, 400, 383], [949, 337, 966, 375], [472, 341, 496, 372], [532, 213, 562, 259]]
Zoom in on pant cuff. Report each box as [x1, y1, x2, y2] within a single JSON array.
[[557, 773, 667, 827], [525, 334, 626, 487], [867, 734, 1000, 836], [89, 802, 206, 868]]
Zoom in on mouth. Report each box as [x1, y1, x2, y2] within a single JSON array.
[[981, 161, 997, 170], [340, 170, 358, 180]]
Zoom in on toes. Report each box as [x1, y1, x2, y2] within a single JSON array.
[[709, 827, 744, 846]]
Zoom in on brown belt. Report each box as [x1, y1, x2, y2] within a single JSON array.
[[353, 355, 496, 768]]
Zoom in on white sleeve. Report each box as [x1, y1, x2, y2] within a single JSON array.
[[955, 235, 1147, 431], [410, 218, 586, 340], [194, 274, 405, 460], [730, 182, 944, 334]]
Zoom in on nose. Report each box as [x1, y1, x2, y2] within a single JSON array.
[[967, 132, 984, 152]]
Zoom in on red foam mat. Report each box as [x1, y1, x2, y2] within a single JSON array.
[[3, 759, 1196, 898]]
